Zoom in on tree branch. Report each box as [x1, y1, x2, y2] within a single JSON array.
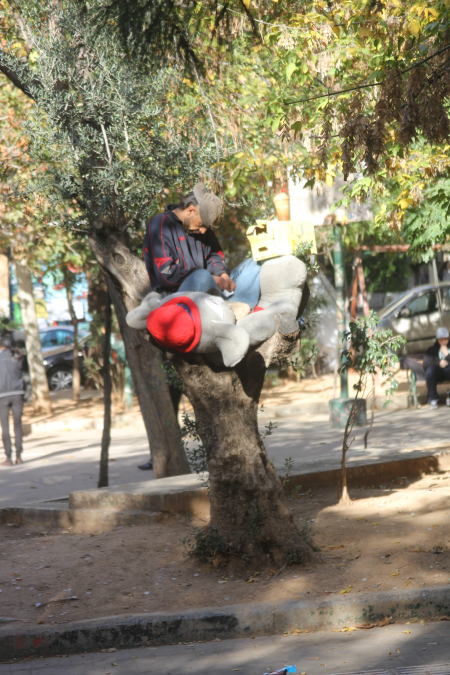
[[255, 314, 300, 368], [0, 52, 36, 100], [192, 63, 220, 165], [0, 49, 103, 134]]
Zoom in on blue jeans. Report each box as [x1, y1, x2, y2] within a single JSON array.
[[176, 259, 261, 309]]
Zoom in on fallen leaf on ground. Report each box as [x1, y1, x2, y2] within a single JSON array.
[[342, 626, 356, 632], [309, 657, 320, 660], [231, 669, 242, 672], [402, 630, 411, 634], [371, 522, 378, 526], [340, 586, 352, 594], [396, 649, 401, 653], [356, 623, 376, 629], [378, 618, 391, 626], [38, 596, 78, 608], [391, 572, 400, 576], [213, 638, 221, 642]]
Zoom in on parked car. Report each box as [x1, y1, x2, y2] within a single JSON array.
[[13, 326, 89, 391], [378, 283, 450, 354]]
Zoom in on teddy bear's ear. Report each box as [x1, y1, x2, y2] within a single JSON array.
[[209, 321, 250, 367], [126, 292, 162, 329]]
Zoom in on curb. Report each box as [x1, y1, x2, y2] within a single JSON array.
[[284, 447, 450, 493], [2, 448, 450, 533], [262, 393, 412, 418], [0, 507, 160, 532], [1, 585, 449, 661], [22, 413, 145, 435]]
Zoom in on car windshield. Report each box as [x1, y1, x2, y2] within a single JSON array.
[[378, 290, 413, 319]]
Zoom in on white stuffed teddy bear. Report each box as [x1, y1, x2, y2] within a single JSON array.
[[126, 255, 307, 368]]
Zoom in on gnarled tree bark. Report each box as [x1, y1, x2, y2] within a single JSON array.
[[172, 312, 312, 567], [90, 231, 191, 478]]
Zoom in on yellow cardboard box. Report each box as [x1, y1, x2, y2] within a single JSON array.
[[246, 219, 317, 262]]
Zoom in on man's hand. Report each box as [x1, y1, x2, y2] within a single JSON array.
[[213, 274, 236, 293], [440, 359, 448, 368]]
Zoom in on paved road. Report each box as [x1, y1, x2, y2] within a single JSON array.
[[1, 622, 450, 674], [2, 405, 450, 508]]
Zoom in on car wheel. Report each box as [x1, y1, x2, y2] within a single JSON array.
[[49, 368, 73, 391]]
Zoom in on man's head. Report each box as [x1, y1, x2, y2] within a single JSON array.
[[175, 193, 205, 233], [174, 183, 223, 234], [436, 326, 449, 346]]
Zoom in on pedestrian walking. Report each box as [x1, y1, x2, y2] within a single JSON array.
[[0, 334, 25, 466]]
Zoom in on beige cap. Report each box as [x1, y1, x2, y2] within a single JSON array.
[[193, 182, 223, 228]]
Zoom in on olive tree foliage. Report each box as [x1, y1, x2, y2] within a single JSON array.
[[0, 1, 221, 477]]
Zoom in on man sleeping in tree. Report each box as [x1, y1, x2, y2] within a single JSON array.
[[142, 183, 261, 320]]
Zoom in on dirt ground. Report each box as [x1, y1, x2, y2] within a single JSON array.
[[1, 471, 449, 627], [259, 369, 430, 408]]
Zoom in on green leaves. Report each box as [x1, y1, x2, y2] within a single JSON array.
[[339, 311, 406, 406], [285, 62, 297, 82]]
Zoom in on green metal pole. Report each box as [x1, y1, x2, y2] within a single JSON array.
[[333, 224, 348, 399]]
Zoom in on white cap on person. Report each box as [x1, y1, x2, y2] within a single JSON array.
[[436, 326, 449, 339]]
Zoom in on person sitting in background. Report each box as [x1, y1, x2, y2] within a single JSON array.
[[0, 334, 25, 465], [424, 326, 450, 409]]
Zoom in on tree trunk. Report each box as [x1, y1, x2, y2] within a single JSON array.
[[104, 273, 191, 477], [98, 288, 112, 488], [14, 260, 52, 415], [356, 253, 370, 317], [89, 231, 190, 478], [64, 271, 80, 402], [173, 317, 312, 567]]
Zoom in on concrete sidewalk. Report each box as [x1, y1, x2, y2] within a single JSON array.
[[2, 405, 450, 509], [1, 621, 450, 674], [262, 404, 450, 474], [0, 428, 152, 509]]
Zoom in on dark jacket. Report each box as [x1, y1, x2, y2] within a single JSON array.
[[423, 340, 450, 370], [0, 349, 24, 398], [142, 205, 230, 293]]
